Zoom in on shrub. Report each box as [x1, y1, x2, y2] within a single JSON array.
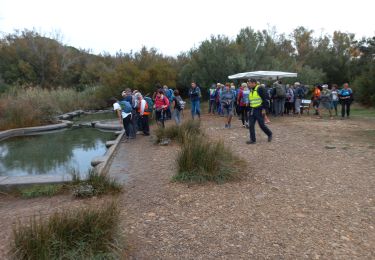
[[154, 119, 201, 144], [11, 201, 122, 259], [173, 134, 246, 183]]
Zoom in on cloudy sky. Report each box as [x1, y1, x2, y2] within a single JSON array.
[[0, 0, 374, 56]]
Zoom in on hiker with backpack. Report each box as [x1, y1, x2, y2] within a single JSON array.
[[339, 83, 353, 119], [221, 83, 236, 128], [112, 92, 135, 140], [172, 89, 185, 125], [312, 84, 322, 116], [154, 89, 169, 128], [163, 85, 174, 120], [285, 84, 295, 115], [208, 84, 217, 114], [272, 80, 286, 116], [331, 84, 339, 116], [294, 82, 305, 116], [318, 84, 333, 119], [189, 82, 201, 120], [237, 83, 250, 127], [135, 93, 151, 135]]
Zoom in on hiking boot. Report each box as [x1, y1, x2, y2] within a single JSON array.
[[268, 135, 272, 142], [246, 140, 256, 144]]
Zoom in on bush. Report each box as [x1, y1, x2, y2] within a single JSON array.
[[154, 119, 201, 144], [11, 201, 121, 259], [173, 134, 246, 184]]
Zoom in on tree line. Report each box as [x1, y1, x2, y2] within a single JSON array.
[[0, 27, 374, 106]]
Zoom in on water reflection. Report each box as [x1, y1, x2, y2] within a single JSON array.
[[0, 128, 115, 177]]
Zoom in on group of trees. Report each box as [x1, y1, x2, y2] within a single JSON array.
[[0, 27, 374, 105]]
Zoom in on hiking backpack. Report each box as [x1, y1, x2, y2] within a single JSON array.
[[119, 100, 132, 113], [275, 84, 286, 98], [241, 90, 250, 105], [144, 96, 154, 113]]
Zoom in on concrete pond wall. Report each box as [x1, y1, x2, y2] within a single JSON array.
[[0, 110, 123, 188]]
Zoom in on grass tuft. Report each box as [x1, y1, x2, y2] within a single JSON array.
[[154, 119, 201, 144], [173, 134, 246, 184], [11, 201, 121, 260], [71, 170, 122, 198], [19, 184, 64, 199]]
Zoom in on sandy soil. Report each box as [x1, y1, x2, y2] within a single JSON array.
[[1, 114, 374, 259]]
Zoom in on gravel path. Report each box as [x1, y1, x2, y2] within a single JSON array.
[[1, 114, 374, 259], [116, 114, 375, 259]]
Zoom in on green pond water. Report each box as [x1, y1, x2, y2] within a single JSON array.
[[0, 123, 116, 178]]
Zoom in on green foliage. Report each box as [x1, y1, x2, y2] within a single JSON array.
[[71, 170, 123, 198], [154, 120, 201, 144], [1, 29, 375, 108], [11, 201, 121, 260], [173, 134, 246, 184], [19, 184, 64, 199]]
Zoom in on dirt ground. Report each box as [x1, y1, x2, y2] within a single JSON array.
[[1, 113, 375, 259]]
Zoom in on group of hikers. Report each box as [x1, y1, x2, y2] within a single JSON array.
[[112, 80, 353, 144]]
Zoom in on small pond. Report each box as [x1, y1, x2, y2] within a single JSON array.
[[0, 124, 116, 178]]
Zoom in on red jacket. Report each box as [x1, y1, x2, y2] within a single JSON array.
[[155, 95, 169, 110]]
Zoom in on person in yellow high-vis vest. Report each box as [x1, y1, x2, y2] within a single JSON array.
[[247, 78, 273, 144]]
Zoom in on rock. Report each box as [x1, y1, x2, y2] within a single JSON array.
[[106, 141, 116, 148], [91, 156, 106, 166], [325, 145, 336, 149]]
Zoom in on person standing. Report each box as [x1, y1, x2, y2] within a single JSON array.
[[154, 89, 169, 128], [172, 89, 184, 125], [208, 84, 217, 114], [247, 79, 273, 144], [221, 83, 235, 128], [237, 83, 250, 127], [189, 82, 201, 119], [331, 84, 339, 116], [113, 94, 134, 140], [294, 82, 304, 116], [339, 83, 353, 119], [136, 93, 150, 135]]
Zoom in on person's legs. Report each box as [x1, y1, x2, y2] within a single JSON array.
[[142, 115, 150, 135], [174, 109, 181, 125], [346, 102, 351, 117], [196, 100, 201, 118], [341, 102, 346, 118], [123, 115, 131, 138], [249, 109, 256, 142], [295, 98, 302, 115], [239, 106, 245, 125], [255, 108, 272, 138]]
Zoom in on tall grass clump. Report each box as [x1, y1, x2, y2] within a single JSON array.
[[11, 201, 121, 259], [0, 86, 102, 130], [173, 134, 246, 184], [71, 170, 123, 198], [154, 119, 201, 144]]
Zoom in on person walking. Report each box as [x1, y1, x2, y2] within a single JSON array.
[[246, 79, 273, 144], [339, 83, 353, 119], [189, 82, 201, 119], [208, 84, 217, 114], [294, 82, 304, 116]]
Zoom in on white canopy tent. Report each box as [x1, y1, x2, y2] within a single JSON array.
[[228, 70, 297, 81]]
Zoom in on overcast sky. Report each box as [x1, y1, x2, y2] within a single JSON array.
[[0, 0, 374, 56]]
